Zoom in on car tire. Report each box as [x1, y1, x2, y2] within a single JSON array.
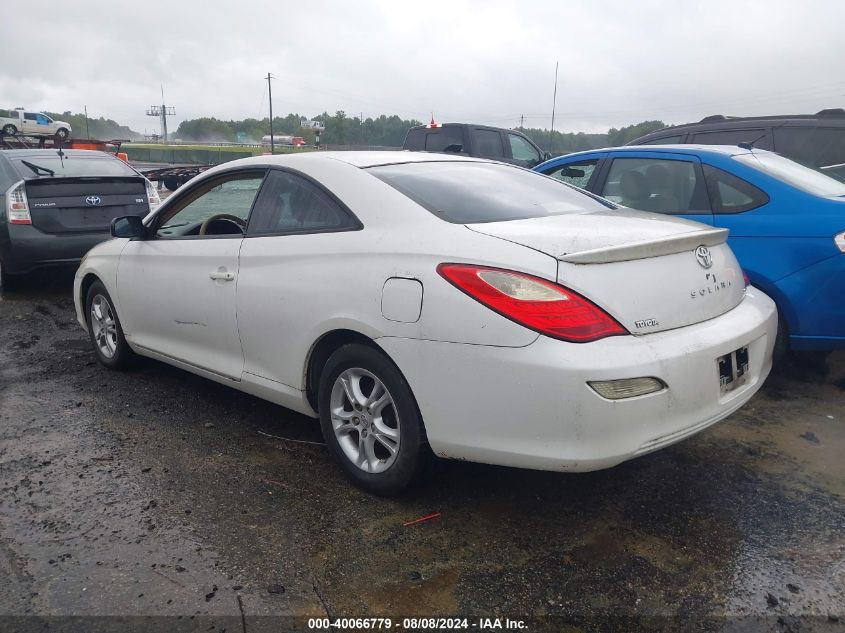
[[0, 261, 19, 292], [318, 343, 431, 496], [85, 281, 138, 370], [55, 128, 69, 141], [773, 309, 788, 365], [2, 124, 17, 136]]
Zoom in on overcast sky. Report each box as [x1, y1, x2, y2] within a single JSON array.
[[4, 0, 844, 135]]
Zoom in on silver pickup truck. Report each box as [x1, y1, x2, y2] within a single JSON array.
[[0, 108, 72, 140]]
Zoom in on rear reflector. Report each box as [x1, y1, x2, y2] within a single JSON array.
[[437, 263, 627, 343], [5, 180, 31, 225], [588, 377, 665, 400]]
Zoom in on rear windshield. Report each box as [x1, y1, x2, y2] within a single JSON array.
[[368, 161, 615, 223], [11, 154, 138, 179], [734, 152, 845, 198]]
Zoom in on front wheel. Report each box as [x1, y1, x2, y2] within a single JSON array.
[[85, 281, 138, 369], [318, 343, 430, 495], [55, 128, 69, 141]]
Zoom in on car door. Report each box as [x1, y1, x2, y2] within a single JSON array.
[[594, 152, 714, 225], [236, 168, 362, 389], [117, 169, 266, 380], [22, 112, 39, 135]]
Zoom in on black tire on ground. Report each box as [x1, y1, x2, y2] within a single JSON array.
[[318, 343, 431, 496], [2, 124, 17, 136], [772, 309, 788, 365], [0, 262, 19, 292], [84, 281, 139, 370], [55, 128, 69, 140]]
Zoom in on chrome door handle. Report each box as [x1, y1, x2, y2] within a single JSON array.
[[209, 271, 235, 281]]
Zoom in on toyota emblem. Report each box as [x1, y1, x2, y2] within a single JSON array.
[[85, 195, 102, 206], [694, 245, 713, 269]]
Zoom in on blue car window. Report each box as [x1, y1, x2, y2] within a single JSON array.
[[601, 157, 704, 214], [544, 160, 598, 189], [702, 165, 769, 214], [735, 151, 845, 197]]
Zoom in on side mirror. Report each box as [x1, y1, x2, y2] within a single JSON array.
[[111, 215, 145, 239]]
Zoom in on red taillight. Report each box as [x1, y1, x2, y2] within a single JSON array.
[[437, 264, 628, 343], [742, 271, 750, 287], [5, 180, 32, 225]]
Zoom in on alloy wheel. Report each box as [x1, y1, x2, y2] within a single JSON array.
[[329, 368, 401, 473], [90, 294, 118, 358]]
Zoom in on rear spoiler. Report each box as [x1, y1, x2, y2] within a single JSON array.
[[559, 227, 729, 264]]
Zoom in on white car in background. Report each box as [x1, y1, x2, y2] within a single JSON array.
[[73, 152, 777, 495]]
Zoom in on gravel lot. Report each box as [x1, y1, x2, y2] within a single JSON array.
[[1, 271, 843, 632]]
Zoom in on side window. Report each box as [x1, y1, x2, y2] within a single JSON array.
[[248, 170, 357, 235], [423, 127, 464, 152], [23, 112, 37, 121], [472, 129, 505, 159], [691, 128, 771, 150], [600, 157, 705, 214], [507, 133, 541, 164], [639, 134, 683, 145], [544, 160, 598, 189], [157, 173, 265, 238], [702, 165, 768, 214], [36, 114, 49, 124], [773, 127, 845, 171]]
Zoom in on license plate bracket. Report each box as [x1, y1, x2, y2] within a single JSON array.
[[718, 346, 750, 393]]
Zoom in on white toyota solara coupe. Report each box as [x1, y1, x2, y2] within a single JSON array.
[[74, 151, 777, 494]]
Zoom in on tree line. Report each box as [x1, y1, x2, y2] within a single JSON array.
[[42, 108, 668, 154], [173, 112, 667, 153], [45, 111, 140, 141]]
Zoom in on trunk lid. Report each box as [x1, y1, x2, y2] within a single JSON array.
[[468, 210, 746, 335], [25, 177, 149, 234]]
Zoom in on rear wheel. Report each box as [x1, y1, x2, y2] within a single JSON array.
[[2, 124, 16, 136], [85, 281, 138, 369], [318, 343, 430, 495], [0, 261, 19, 292]]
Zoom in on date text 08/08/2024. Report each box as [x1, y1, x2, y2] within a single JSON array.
[[307, 617, 528, 630]]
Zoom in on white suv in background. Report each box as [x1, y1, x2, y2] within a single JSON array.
[[0, 108, 72, 140]]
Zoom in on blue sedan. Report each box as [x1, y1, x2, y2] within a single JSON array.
[[534, 145, 845, 351]]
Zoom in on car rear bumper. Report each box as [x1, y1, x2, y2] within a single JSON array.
[[378, 287, 777, 472], [1, 224, 111, 274]]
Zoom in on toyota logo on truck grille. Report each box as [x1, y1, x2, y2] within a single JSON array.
[[85, 195, 102, 206]]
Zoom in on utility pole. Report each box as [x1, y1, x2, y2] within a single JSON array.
[[84, 105, 90, 139], [266, 73, 275, 155], [549, 61, 559, 154], [520, 114, 524, 131]]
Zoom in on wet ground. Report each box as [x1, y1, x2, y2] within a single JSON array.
[[1, 272, 843, 632]]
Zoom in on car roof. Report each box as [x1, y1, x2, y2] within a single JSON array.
[[631, 109, 845, 141], [226, 150, 486, 170], [553, 144, 761, 161]]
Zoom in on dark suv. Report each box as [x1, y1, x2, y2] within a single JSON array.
[[403, 123, 550, 168], [629, 109, 845, 180]]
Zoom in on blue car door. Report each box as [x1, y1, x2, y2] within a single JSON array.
[[592, 151, 715, 226]]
